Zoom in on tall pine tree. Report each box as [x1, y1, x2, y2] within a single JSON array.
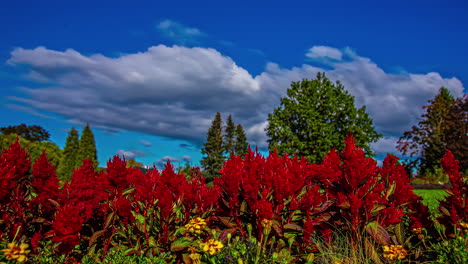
[[77, 124, 98, 166], [57, 128, 80, 181], [223, 114, 236, 155], [201, 112, 224, 181], [235, 124, 248, 156]]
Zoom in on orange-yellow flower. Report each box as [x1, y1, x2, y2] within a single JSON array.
[[200, 239, 224, 255], [0, 242, 30, 263], [185, 217, 207, 234], [383, 245, 407, 260]]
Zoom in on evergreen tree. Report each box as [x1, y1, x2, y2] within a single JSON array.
[[223, 114, 236, 155], [77, 124, 98, 166], [57, 128, 80, 181], [201, 112, 224, 181], [266, 72, 381, 164], [235, 124, 249, 156]]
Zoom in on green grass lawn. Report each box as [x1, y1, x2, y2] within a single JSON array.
[[413, 189, 449, 213]]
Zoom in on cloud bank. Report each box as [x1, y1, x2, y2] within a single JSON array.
[[7, 45, 465, 155]]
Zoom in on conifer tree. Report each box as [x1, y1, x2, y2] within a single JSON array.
[[201, 112, 224, 181], [77, 124, 98, 166], [224, 115, 236, 155], [235, 124, 249, 156], [57, 128, 80, 181]]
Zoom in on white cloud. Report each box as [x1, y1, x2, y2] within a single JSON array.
[[157, 19, 204, 44], [117, 149, 150, 159], [181, 155, 192, 162], [371, 136, 400, 155], [140, 139, 152, 147], [306, 46, 343, 61], [7, 45, 465, 157]]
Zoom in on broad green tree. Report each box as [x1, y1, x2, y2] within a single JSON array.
[[0, 133, 62, 168], [235, 124, 249, 156], [57, 128, 80, 181], [397, 88, 464, 175], [266, 72, 381, 164], [223, 114, 236, 155], [77, 124, 98, 166], [201, 112, 224, 181], [0, 123, 50, 142]]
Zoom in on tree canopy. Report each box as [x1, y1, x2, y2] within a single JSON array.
[[0, 124, 50, 142], [0, 133, 62, 168], [266, 72, 381, 164], [57, 128, 80, 181], [201, 113, 250, 180], [77, 124, 98, 166], [201, 112, 224, 180], [397, 88, 467, 174]]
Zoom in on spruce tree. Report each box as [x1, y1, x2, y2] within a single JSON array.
[[77, 124, 98, 166], [224, 114, 236, 155], [235, 124, 249, 156], [201, 112, 224, 181], [57, 128, 80, 181]]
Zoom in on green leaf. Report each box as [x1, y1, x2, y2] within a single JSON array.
[[135, 214, 145, 224], [170, 237, 193, 252]]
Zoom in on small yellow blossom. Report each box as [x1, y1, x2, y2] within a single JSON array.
[[412, 227, 422, 234], [185, 217, 207, 234], [459, 222, 468, 229], [200, 239, 224, 255], [383, 245, 407, 260], [0, 242, 30, 263], [189, 253, 202, 264]]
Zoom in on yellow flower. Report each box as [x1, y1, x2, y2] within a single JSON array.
[[189, 253, 202, 264], [383, 245, 407, 260], [185, 217, 207, 234], [0, 242, 30, 263], [459, 222, 468, 229], [200, 239, 224, 255]]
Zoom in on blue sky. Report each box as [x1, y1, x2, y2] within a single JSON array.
[[0, 0, 466, 167]]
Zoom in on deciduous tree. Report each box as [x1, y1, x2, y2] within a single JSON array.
[[397, 88, 458, 175], [0, 124, 50, 142], [266, 72, 381, 164]]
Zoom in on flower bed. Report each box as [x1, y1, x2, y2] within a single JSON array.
[[0, 136, 466, 263]]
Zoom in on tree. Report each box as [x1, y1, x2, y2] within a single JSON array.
[[235, 124, 249, 156], [398, 88, 466, 174], [0, 133, 62, 168], [0, 124, 50, 142], [223, 115, 236, 155], [201, 112, 224, 180], [57, 128, 80, 181], [77, 124, 98, 166], [445, 95, 468, 172], [266, 72, 381, 164]]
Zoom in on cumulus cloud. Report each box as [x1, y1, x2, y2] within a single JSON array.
[[7, 44, 465, 157], [157, 19, 204, 44], [306, 46, 343, 61]]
